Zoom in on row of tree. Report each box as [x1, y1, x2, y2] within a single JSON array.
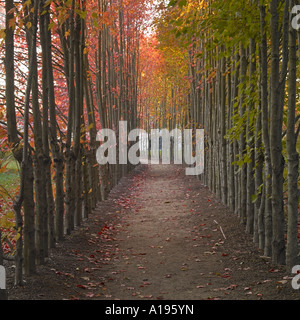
[[155, 0, 299, 269], [1, 0, 299, 295], [1, 0, 148, 286]]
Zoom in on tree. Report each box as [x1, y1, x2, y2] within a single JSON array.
[[286, 0, 300, 270]]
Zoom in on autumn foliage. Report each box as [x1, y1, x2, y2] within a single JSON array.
[[0, 0, 299, 290]]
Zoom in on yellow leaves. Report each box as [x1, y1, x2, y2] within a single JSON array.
[[83, 47, 89, 55], [48, 21, 56, 30], [75, 9, 87, 20], [0, 211, 15, 229], [15, 230, 21, 241], [87, 123, 94, 131], [26, 21, 32, 29], [8, 17, 16, 29], [23, 0, 32, 9], [0, 29, 5, 40]]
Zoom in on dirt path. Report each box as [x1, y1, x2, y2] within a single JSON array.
[[7, 165, 300, 300]]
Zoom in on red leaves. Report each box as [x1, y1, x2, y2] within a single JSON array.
[[98, 225, 110, 236], [76, 284, 88, 289], [52, 269, 74, 278], [115, 196, 134, 209]]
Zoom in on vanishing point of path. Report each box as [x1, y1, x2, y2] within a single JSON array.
[[8, 165, 300, 300]]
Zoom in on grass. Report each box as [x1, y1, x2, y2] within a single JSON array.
[[0, 157, 20, 201], [0, 156, 20, 253]]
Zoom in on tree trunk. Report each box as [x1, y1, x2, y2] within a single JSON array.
[[286, 0, 300, 270], [26, 2, 47, 265], [220, 50, 228, 205], [246, 38, 256, 234], [239, 43, 248, 225], [44, 6, 65, 242], [260, 2, 272, 257], [269, 0, 286, 265], [65, 0, 76, 236]]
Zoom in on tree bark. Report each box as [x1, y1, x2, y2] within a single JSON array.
[[246, 38, 256, 235], [286, 0, 300, 270], [260, 2, 272, 257], [239, 43, 248, 225], [269, 0, 286, 265]]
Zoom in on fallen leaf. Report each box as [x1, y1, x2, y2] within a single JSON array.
[[76, 284, 87, 289], [277, 280, 288, 285], [181, 267, 188, 271], [81, 277, 90, 281]]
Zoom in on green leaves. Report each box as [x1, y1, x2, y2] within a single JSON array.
[[168, 0, 187, 8], [178, 0, 187, 8], [75, 9, 87, 20]]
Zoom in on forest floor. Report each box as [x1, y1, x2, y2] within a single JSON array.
[[6, 164, 300, 301]]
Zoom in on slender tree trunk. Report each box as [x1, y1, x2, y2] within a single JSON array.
[[45, 6, 65, 242], [65, 0, 76, 235], [21, 0, 41, 275], [40, 0, 54, 254], [269, 0, 286, 265], [220, 49, 227, 205], [286, 0, 300, 270], [239, 43, 248, 225], [254, 91, 264, 245], [246, 38, 256, 234], [26, 1, 47, 265], [74, 5, 84, 226], [260, 2, 272, 257]]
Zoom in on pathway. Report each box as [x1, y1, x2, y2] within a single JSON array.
[[7, 164, 299, 300]]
